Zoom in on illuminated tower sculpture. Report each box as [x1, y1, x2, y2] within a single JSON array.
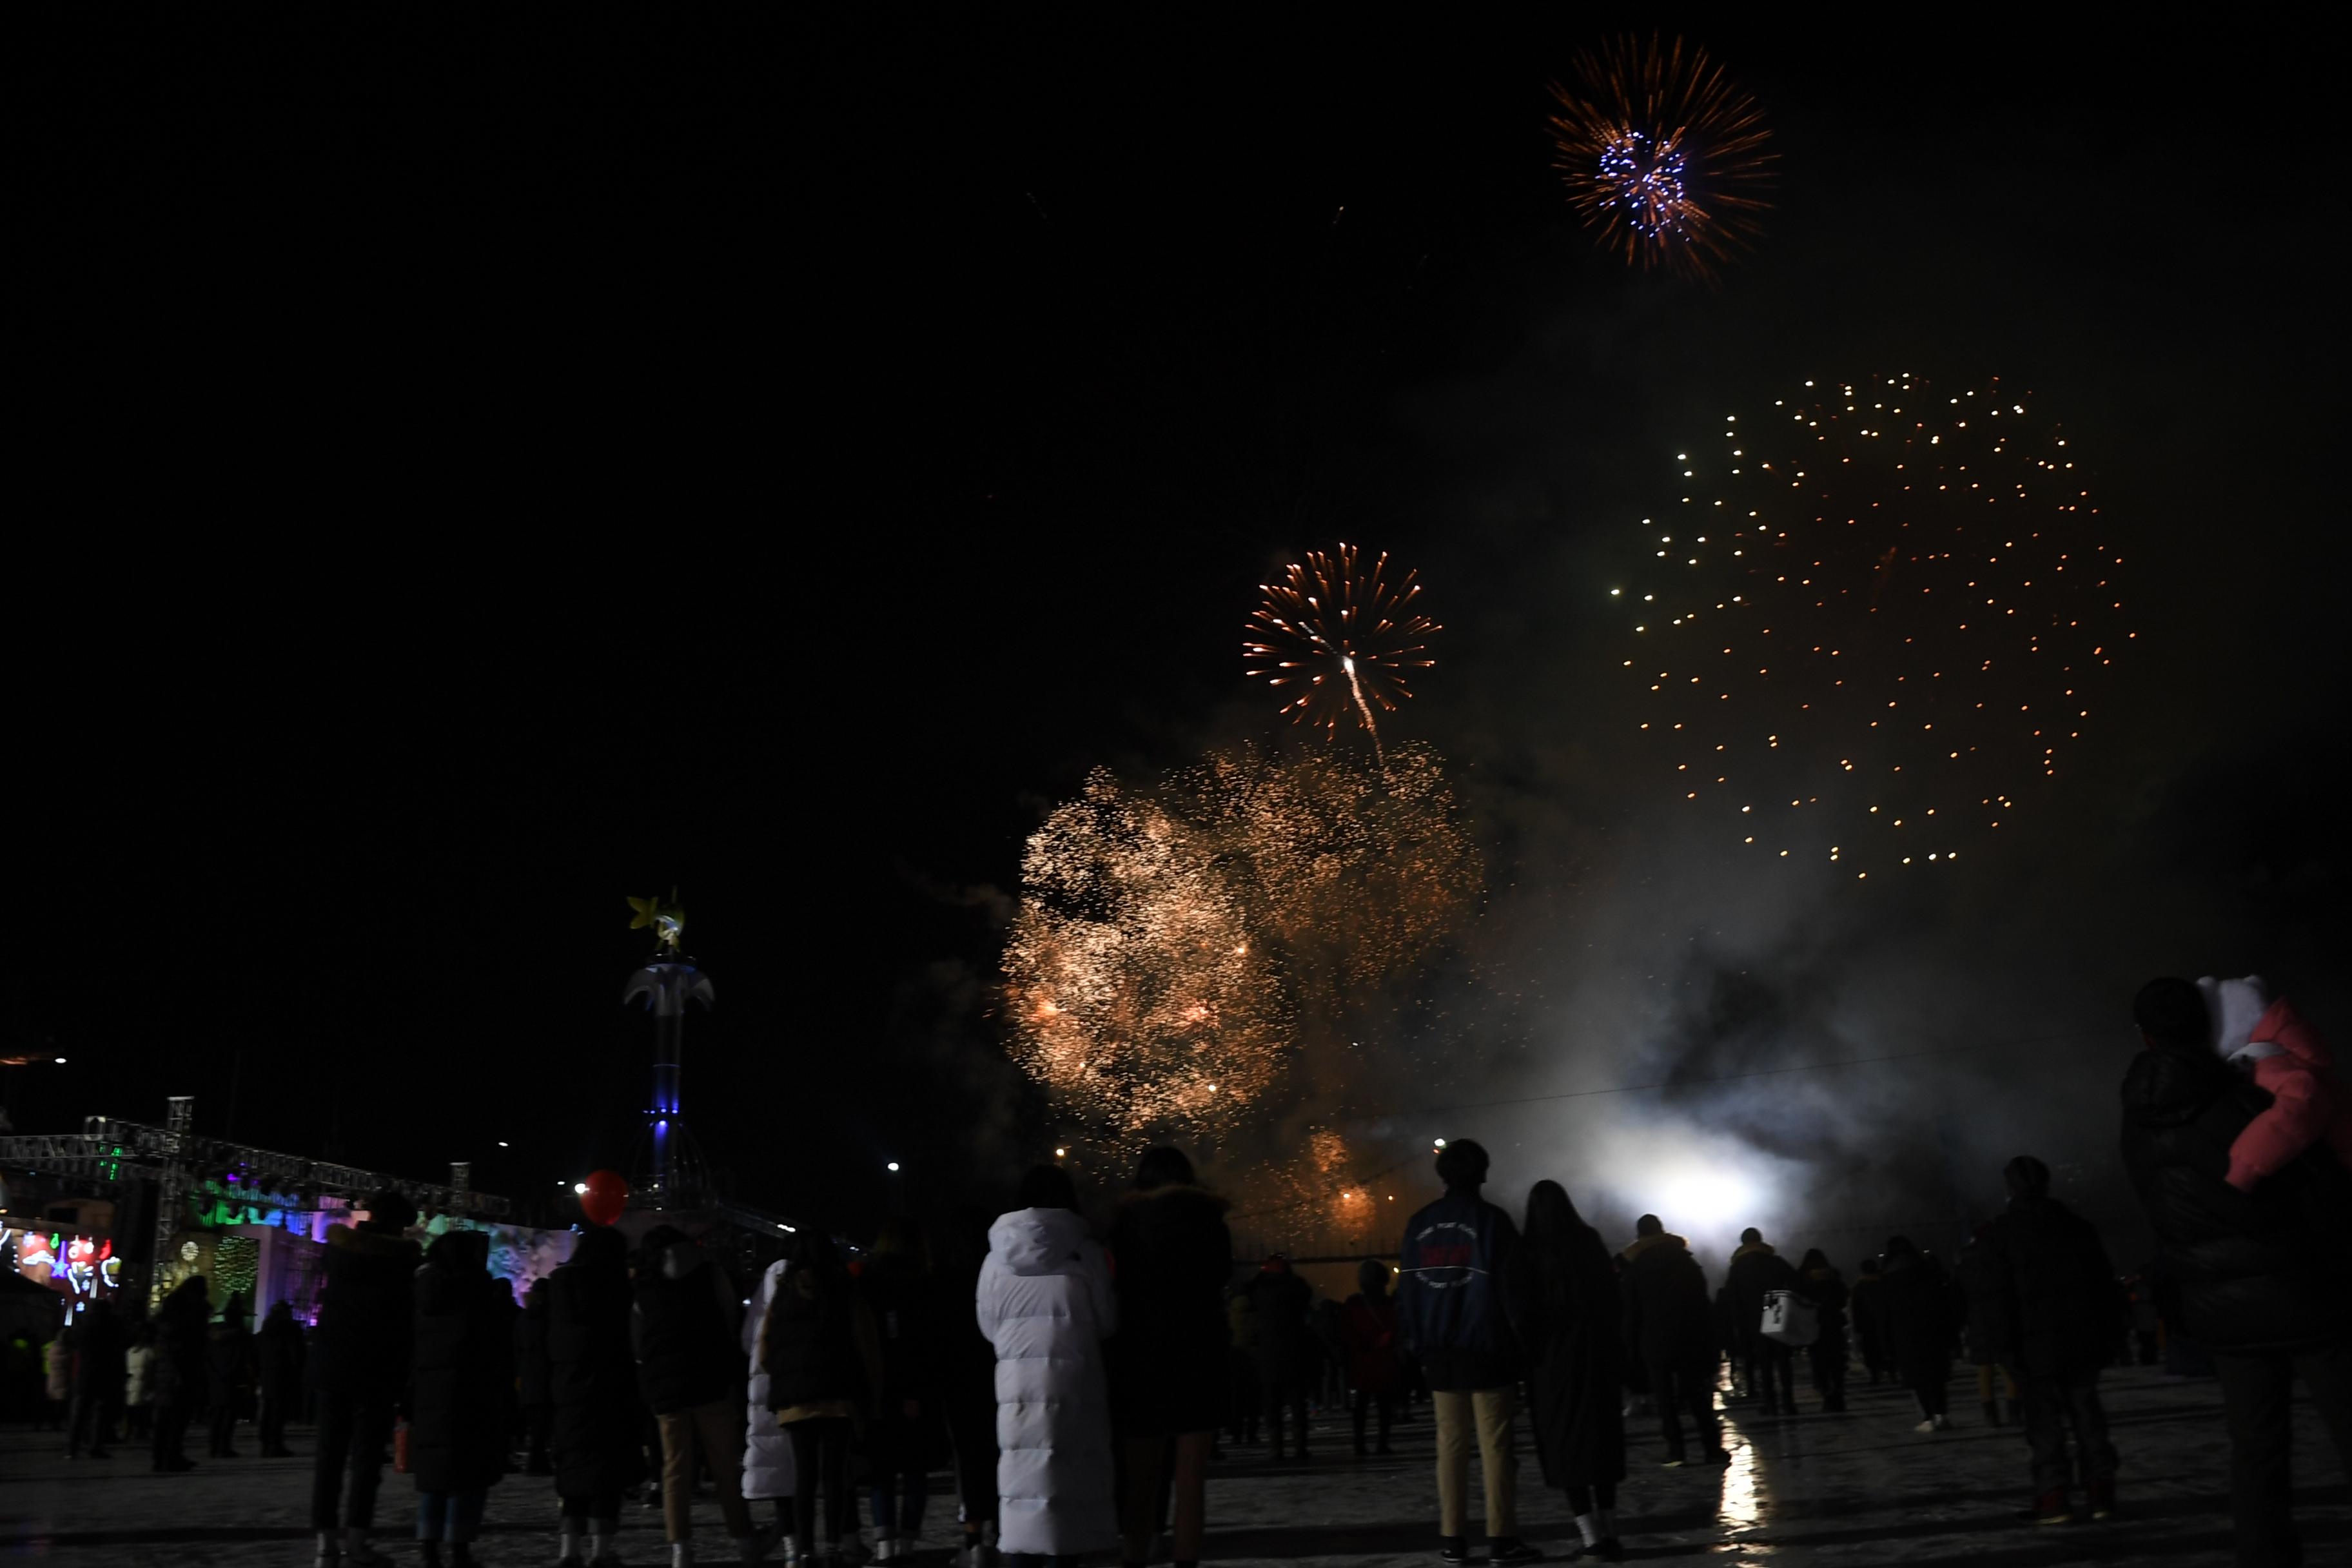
[[623, 894, 714, 1211]]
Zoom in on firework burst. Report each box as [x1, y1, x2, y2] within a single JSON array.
[[1547, 35, 1775, 279], [1616, 373, 2127, 878], [1005, 742, 1480, 1145], [1244, 544, 1438, 764]]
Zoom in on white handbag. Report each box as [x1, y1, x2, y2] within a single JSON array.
[[1759, 1288, 1819, 1348]]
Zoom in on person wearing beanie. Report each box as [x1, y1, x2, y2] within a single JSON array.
[[2123, 976, 2352, 1567], [1398, 1139, 1539, 1565], [1966, 1155, 2126, 1525]]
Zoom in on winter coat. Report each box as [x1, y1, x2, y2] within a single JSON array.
[[1339, 1292, 1402, 1396], [546, 1228, 646, 1499], [1800, 1267, 1848, 1333], [409, 1230, 517, 1495], [2196, 980, 2352, 1191], [1879, 1250, 1956, 1377], [1725, 1241, 1801, 1344], [1616, 1232, 1715, 1368], [741, 1261, 798, 1502], [1848, 1275, 1888, 1357], [514, 1282, 552, 1407], [761, 1257, 879, 1418], [1106, 1184, 1232, 1437], [2121, 1042, 2352, 1354], [256, 1308, 304, 1398], [976, 1206, 1116, 1557], [206, 1316, 253, 1402], [311, 1222, 423, 1402], [1966, 1193, 2122, 1377], [1502, 1220, 1627, 1493], [861, 1252, 950, 1473], [631, 1236, 742, 1415], [72, 1308, 127, 1394], [124, 1343, 157, 1407], [152, 1278, 211, 1409], [1241, 1266, 1314, 1391], [1398, 1187, 1523, 1390]]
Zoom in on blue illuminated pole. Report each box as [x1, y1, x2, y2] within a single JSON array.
[[623, 897, 712, 1210]]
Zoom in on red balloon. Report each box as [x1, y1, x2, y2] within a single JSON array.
[[580, 1170, 631, 1228]]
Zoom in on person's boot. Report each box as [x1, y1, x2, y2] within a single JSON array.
[[313, 1529, 342, 1567], [671, 1543, 697, 1567], [2024, 1488, 2071, 1525], [1487, 1538, 1542, 1564], [342, 1528, 393, 1568], [1594, 1506, 1623, 1561], [559, 1522, 587, 1568], [1438, 1539, 1471, 1565], [2087, 1479, 2117, 1520]]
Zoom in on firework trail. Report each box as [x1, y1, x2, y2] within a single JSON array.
[[1614, 374, 2127, 878], [1546, 35, 1776, 280], [1244, 544, 1439, 766]]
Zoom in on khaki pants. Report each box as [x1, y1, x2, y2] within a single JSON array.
[[1432, 1386, 1518, 1540], [656, 1397, 755, 1545]]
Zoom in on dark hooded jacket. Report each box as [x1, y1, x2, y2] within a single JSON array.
[[1106, 1184, 1233, 1436], [1617, 1231, 1714, 1367], [256, 1301, 304, 1398], [152, 1275, 211, 1409], [631, 1230, 743, 1415], [1242, 1262, 1314, 1391], [761, 1240, 878, 1415], [1879, 1244, 1955, 1375], [1966, 1193, 2121, 1377], [312, 1222, 423, 1402], [1725, 1240, 1801, 1343], [409, 1230, 517, 1494], [2120, 1043, 2352, 1354], [1398, 1187, 1522, 1389], [546, 1226, 645, 1496]]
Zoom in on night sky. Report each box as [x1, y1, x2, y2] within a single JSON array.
[[11, 11, 2346, 1251]]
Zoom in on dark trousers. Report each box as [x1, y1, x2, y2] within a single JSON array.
[[258, 1386, 293, 1455], [2215, 1343, 2352, 1568], [2016, 1368, 2116, 1493], [1808, 1329, 1848, 1411], [1905, 1362, 1950, 1420], [1645, 1354, 1720, 1460], [560, 1484, 623, 1528], [68, 1387, 118, 1455], [310, 1390, 395, 1532], [1351, 1387, 1397, 1452], [1751, 1340, 1796, 1409], [785, 1416, 852, 1554], [1263, 1378, 1309, 1453], [945, 1398, 998, 1529], [522, 1400, 553, 1473], [151, 1401, 194, 1467], [206, 1392, 239, 1455]]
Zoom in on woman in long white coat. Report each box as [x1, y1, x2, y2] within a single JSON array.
[[743, 1259, 798, 1532], [976, 1165, 1117, 1567]]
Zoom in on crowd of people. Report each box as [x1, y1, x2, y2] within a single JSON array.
[[12, 971, 2349, 1568]]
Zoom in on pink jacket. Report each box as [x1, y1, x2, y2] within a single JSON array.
[[2226, 996, 2352, 1192]]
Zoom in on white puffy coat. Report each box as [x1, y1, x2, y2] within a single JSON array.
[[977, 1207, 1117, 1556], [741, 1260, 798, 1501]]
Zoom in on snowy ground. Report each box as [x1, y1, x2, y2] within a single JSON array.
[[1, 1366, 2343, 1565]]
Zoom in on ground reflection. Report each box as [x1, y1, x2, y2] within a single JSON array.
[[1715, 1435, 1775, 1556]]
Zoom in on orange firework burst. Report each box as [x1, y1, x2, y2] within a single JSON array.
[[1243, 544, 1438, 764], [1546, 35, 1775, 279]]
